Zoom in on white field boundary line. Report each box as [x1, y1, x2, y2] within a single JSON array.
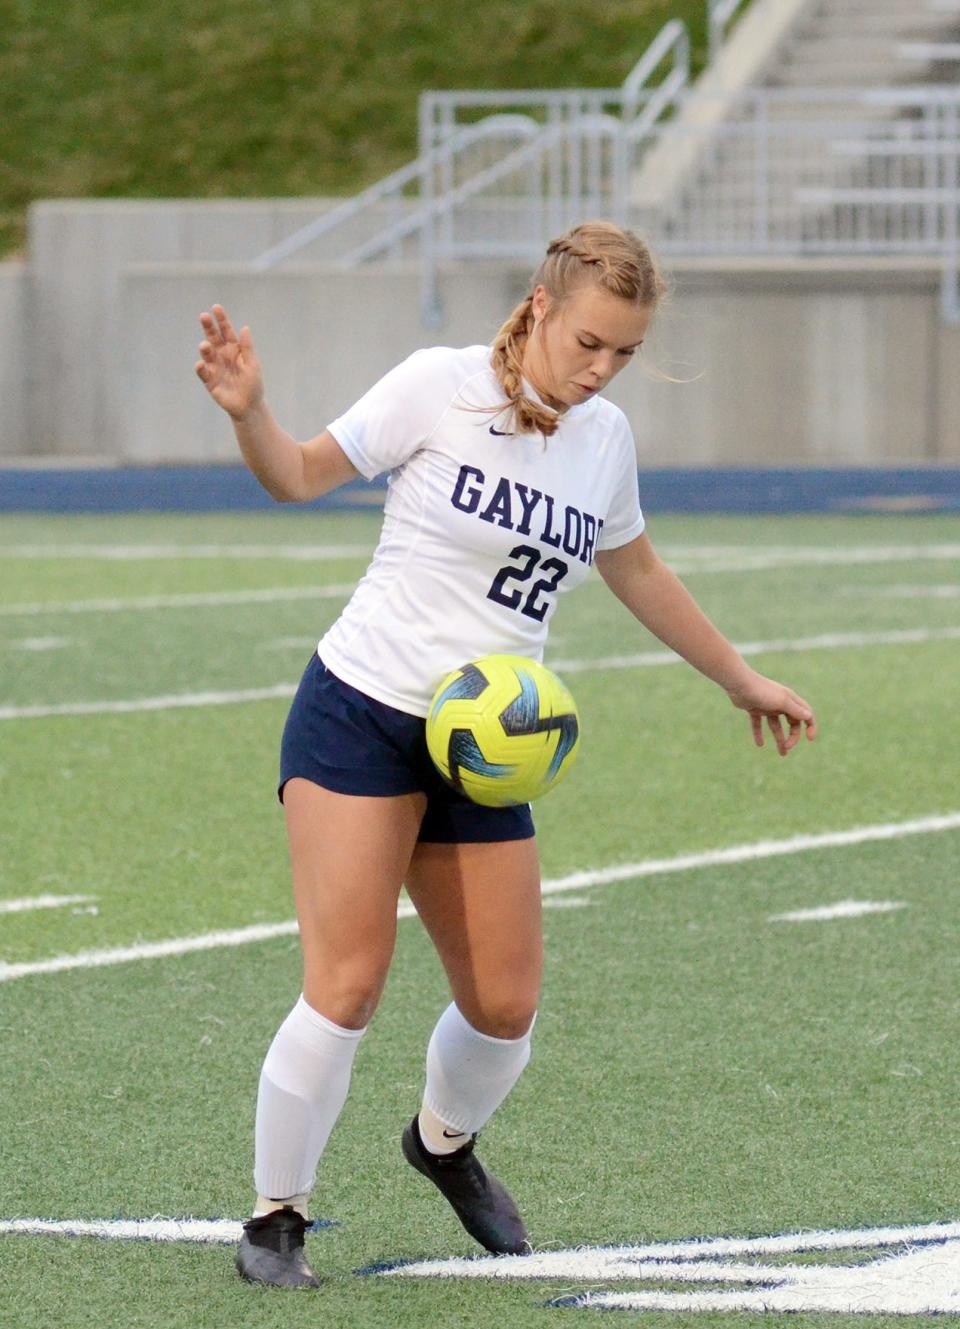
[[0, 585, 356, 618], [0, 1216, 333, 1243], [384, 1226, 960, 1314], [0, 1218, 244, 1244], [1, 811, 957, 984], [5, 623, 959, 723], [0, 894, 96, 916], [2, 1217, 957, 1258], [378, 1218, 960, 1280]]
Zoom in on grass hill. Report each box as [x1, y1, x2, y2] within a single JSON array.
[[0, 0, 721, 258]]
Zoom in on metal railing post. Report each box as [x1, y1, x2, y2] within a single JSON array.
[[942, 102, 959, 325], [754, 90, 769, 249], [419, 140, 442, 327], [708, 0, 750, 66]]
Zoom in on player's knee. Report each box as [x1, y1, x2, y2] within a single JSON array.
[[467, 996, 538, 1041], [303, 963, 389, 1029]]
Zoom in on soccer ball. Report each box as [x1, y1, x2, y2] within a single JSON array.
[[425, 654, 580, 807]]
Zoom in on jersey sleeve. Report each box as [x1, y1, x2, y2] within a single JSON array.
[[596, 413, 645, 550], [326, 347, 458, 480]]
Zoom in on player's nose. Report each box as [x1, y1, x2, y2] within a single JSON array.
[[589, 350, 616, 382]]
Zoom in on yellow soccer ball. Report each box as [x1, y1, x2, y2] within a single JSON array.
[[425, 654, 580, 807]]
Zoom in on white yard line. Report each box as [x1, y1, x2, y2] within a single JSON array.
[[0, 685, 298, 721], [538, 812, 960, 896], [550, 625, 960, 674], [843, 583, 960, 600], [8, 636, 71, 651], [768, 900, 907, 923], [1, 544, 955, 619], [4, 624, 960, 722], [0, 894, 96, 916], [659, 544, 960, 573], [1, 812, 955, 984], [0, 585, 355, 618], [0, 921, 301, 982]]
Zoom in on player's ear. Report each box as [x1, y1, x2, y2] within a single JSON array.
[[531, 285, 551, 326]]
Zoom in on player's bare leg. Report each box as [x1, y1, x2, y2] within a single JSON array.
[[237, 780, 425, 1287], [401, 837, 542, 1254]]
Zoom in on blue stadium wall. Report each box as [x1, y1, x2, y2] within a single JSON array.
[[2, 465, 960, 514]]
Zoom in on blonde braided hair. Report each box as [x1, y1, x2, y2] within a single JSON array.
[[490, 221, 667, 437]]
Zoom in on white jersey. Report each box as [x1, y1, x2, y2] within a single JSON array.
[[318, 345, 644, 716]]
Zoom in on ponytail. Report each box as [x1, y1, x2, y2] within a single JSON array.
[[488, 220, 667, 437], [489, 294, 561, 437]]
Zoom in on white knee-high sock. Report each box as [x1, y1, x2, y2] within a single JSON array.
[[253, 995, 366, 1201], [419, 1002, 535, 1153]]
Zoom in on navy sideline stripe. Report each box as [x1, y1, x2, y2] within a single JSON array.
[[2, 465, 960, 514]]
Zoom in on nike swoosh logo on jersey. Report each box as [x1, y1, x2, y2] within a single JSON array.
[[489, 424, 511, 436], [442, 1129, 467, 1138]]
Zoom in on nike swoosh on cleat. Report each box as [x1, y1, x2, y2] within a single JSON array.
[[489, 425, 511, 436]]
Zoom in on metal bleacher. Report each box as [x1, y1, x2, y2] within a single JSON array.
[[250, 0, 960, 325]]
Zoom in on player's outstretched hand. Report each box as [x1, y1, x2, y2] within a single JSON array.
[[725, 669, 817, 757], [195, 305, 264, 420]]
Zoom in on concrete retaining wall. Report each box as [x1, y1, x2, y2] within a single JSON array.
[[120, 254, 960, 466], [634, 257, 960, 465], [122, 261, 526, 463], [0, 262, 29, 456], [8, 200, 960, 466], [26, 199, 341, 459]]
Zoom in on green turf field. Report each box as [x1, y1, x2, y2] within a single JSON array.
[[2, 509, 959, 1327]]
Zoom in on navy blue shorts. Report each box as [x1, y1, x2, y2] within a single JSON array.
[[279, 654, 535, 845]]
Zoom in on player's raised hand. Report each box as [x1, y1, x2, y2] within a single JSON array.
[[725, 669, 817, 757], [195, 305, 264, 420]]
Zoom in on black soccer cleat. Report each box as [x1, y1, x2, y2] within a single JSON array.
[[401, 1115, 531, 1256], [235, 1206, 320, 1288]]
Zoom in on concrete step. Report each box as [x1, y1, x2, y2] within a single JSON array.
[[635, 0, 956, 238], [687, 149, 935, 177], [665, 196, 946, 221], [758, 100, 909, 121], [784, 36, 956, 58], [815, 0, 960, 13], [804, 16, 960, 36], [760, 62, 936, 87]]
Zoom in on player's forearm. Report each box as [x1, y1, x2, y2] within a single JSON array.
[[619, 561, 754, 692], [231, 401, 308, 502]]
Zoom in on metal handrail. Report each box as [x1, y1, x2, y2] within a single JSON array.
[[340, 125, 565, 267], [252, 4, 746, 276], [251, 115, 542, 270], [708, 0, 752, 63], [246, 5, 960, 326], [340, 114, 624, 268], [621, 20, 690, 122]]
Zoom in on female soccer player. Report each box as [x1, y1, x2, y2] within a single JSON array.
[[195, 221, 816, 1288]]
